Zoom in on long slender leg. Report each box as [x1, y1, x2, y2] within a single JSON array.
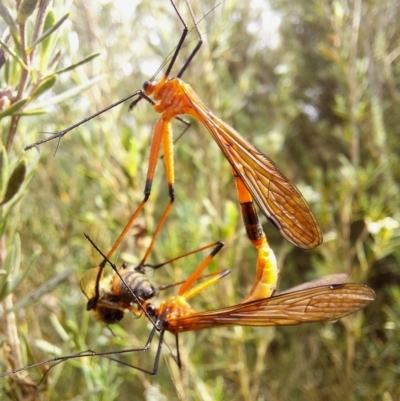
[[97, 310, 169, 375], [88, 118, 175, 315], [102, 117, 175, 266], [175, 0, 203, 78], [0, 310, 168, 378], [137, 118, 175, 266], [143, 240, 223, 272], [178, 241, 226, 298]]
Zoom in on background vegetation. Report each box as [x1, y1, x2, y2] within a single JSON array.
[[1, 0, 399, 400]]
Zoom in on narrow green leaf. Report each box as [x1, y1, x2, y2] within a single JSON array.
[[13, 109, 47, 116], [1, 159, 27, 205], [50, 314, 70, 341], [0, 2, 18, 39], [0, 98, 30, 119], [31, 12, 69, 50], [10, 233, 21, 284], [31, 75, 105, 109], [30, 75, 57, 100], [38, 9, 56, 54], [34, 339, 62, 355], [0, 268, 10, 302], [54, 52, 101, 75], [21, 333, 37, 370], [17, 0, 39, 24], [0, 251, 13, 301], [0, 39, 28, 69], [8, 243, 38, 297]]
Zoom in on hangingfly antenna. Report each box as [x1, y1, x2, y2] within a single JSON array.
[[176, 0, 203, 78]]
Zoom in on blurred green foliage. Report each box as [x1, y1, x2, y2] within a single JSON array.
[[0, 0, 399, 400]]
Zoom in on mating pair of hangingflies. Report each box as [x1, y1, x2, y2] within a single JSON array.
[[17, 0, 374, 376], [25, 0, 323, 296]]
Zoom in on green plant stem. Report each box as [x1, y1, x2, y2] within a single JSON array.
[[6, 21, 29, 152]]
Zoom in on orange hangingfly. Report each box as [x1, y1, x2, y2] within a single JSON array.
[[80, 233, 226, 323], [1, 234, 374, 377], [25, 0, 323, 268]]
